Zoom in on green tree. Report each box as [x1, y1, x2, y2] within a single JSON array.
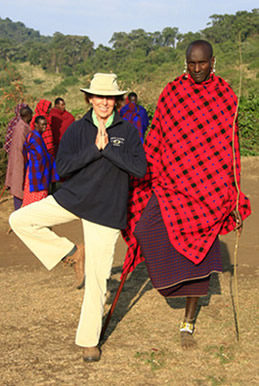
[[176, 32, 203, 51], [161, 27, 179, 48], [239, 94, 259, 155], [203, 9, 259, 43]]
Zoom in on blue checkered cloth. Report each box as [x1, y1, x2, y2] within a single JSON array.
[[23, 131, 59, 192]]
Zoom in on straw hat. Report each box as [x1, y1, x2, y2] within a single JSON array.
[[80, 73, 126, 96]]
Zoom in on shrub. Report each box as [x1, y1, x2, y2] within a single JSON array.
[[239, 94, 259, 155]]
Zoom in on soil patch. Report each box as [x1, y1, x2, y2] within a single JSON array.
[[0, 157, 258, 385]]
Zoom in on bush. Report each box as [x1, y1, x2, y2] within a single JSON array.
[[48, 84, 67, 96], [239, 94, 259, 155], [0, 115, 10, 187], [70, 108, 86, 120], [60, 76, 79, 87], [33, 79, 44, 85]]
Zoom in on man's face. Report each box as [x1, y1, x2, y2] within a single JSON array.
[[129, 96, 137, 104], [47, 104, 52, 114], [56, 101, 66, 112], [35, 119, 47, 134], [186, 45, 214, 84], [89, 95, 116, 122]]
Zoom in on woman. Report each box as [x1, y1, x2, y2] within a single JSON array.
[[9, 73, 147, 362]]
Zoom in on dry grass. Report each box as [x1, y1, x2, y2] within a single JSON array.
[[0, 257, 258, 386], [18, 63, 62, 101], [16, 62, 171, 114], [0, 139, 258, 385], [1, 178, 259, 386], [16, 62, 90, 117]]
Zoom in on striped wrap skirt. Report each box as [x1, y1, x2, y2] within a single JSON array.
[[134, 194, 222, 297]]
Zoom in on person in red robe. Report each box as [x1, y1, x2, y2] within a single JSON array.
[[122, 40, 251, 349], [50, 98, 75, 156]]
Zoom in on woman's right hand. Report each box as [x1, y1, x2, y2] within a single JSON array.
[[95, 119, 108, 150]]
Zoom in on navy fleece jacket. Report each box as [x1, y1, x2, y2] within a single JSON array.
[[54, 109, 147, 229]]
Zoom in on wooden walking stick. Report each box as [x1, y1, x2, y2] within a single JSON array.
[[101, 265, 131, 340], [230, 31, 243, 342]]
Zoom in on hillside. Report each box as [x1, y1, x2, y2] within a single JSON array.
[[0, 10, 258, 87], [0, 10, 259, 186]]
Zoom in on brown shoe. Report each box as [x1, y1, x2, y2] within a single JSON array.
[[83, 346, 101, 362], [64, 244, 85, 289]]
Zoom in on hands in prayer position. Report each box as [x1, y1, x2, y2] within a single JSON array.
[[95, 118, 109, 150]]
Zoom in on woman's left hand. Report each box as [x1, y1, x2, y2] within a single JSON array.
[[97, 118, 109, 150]]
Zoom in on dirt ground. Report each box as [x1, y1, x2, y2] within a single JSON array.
[[0, 157, 258, 386]]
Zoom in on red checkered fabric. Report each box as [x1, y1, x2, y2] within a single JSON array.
[[122, 73, 251, 275], [4, 103, 28, 153], [22, 168, 48, 207], [30, 99, 54, 156]]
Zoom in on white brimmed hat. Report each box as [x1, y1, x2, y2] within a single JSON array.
[[80, 73, 126, 96]]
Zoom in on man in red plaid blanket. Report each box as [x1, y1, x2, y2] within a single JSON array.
[[122, 40, 251, 349]]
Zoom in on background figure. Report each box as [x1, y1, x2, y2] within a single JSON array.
[[9, 73, 147, 363], [122, 40, 251, 349], [30, 99, 55, 156], [5, 106, 33, 210], [120, 92, 149, 143], [22, 116, 59, 207], [50, 97, 75, 157], [4, 103, 28, 154]]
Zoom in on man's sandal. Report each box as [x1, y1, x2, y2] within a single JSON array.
[[180, 321, 197, 349], [180, 321, 194, 334]]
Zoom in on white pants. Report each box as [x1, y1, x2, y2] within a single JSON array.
[[9, 195, 120, 347]]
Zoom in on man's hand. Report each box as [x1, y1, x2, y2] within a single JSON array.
[[95, 118, 109, 150], [231, 208, 243, 236]]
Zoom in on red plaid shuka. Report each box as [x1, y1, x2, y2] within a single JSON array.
[[30, 99, 54, 156], [122, 73, 251, 275], [22, 168, 48, 207]]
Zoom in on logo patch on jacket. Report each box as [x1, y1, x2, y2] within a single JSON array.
[[110, 137, 125, 147]]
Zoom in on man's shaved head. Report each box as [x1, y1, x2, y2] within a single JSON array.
[[186, 40, 213, 60], [185, 40, 215, 84]]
